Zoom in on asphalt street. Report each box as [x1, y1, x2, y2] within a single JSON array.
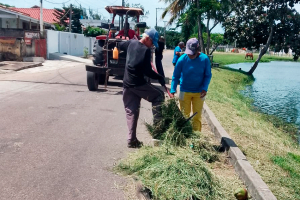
[[0, 50, 175, 200]]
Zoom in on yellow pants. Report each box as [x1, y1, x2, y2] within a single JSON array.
[[179, 92, 204, 131]]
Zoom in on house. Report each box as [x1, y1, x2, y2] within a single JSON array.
[[0, 5, 54, 29], [0, 5, 56, 61], [80, 19, 136, 31]]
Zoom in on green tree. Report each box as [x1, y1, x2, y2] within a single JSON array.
[[83, 26, 107, 37], [161, 0, 232, 54], [88, 8, 102, 20], [155, 26, 166, 36], [54, 23, 66, 31], [275, 12, 300, 61], [176, 4, 206, 42], [71, 6, 82, 33], [124, 2, 149, 22], [223, 0, 300, 75], [202, 0, 233, 54], [165, 30, 182, 49], [0, 3, 14, 7], [54, 5, 83, 33], [54, 7, 69, 28]]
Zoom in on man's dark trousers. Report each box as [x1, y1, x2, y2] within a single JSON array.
[[155, 56, 165, 77], [123, 83, 165, 143]]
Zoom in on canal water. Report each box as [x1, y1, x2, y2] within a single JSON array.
[[228, 61, 300, 131]]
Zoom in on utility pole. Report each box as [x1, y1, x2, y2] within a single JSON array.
[[163, 21, 167, 49], [40, 0, 43, 37], [69, 4, 72, 32], [156, 8, 164, 30], [121, 0, 125, 29]]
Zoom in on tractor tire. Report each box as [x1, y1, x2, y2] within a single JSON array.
[[87, 71, 99, 91], [93, 40, 104, 66]]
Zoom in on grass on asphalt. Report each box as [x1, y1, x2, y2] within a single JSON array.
[[115, 99, 245, 200], [207, 53, 300, 200]]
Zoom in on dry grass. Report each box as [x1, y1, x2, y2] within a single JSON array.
[[201, 116, 248, 199]]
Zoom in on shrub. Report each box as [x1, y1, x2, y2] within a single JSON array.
[[83, 26, 107, 37]]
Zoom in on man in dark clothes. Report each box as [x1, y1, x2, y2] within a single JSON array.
[[155, 36, 165, 77], [119, 28, 166, 148]]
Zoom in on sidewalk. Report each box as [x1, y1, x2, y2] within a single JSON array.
[[0, 61, 43, 73]]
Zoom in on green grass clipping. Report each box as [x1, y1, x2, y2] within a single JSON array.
[[115, 99, 228, 200]]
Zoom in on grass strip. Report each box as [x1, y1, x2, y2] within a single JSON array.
[[272, 152, 300, 198], [207, 53, 300, 199]]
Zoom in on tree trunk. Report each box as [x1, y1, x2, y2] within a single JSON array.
[[210, 44, 220, 55], [248, 25, 274, 75], [206, 13, 211, 54], [196, 0, 205, 53]]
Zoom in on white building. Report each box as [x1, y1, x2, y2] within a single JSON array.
[[80, 19, 136, 31]]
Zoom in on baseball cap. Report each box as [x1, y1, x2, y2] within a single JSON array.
[[185, 38, 199, 55], [145, 28, 159, 48]]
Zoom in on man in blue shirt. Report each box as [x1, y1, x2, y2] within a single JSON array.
[[170, 38, 212, 131], [172, 42, 185, 66]]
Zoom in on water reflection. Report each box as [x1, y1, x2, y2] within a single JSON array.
[[228, 61, 300, 128]]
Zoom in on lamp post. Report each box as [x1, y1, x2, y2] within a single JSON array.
[[40, 0, 43, 36], [156, 8, 165, 30], [163, 21, 167, 49]]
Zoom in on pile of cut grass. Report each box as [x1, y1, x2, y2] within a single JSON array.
[[115, 99, 233, 199], [116, 146, 225, 200], [145, 98, 194, 146]]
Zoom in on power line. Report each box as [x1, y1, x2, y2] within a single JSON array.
[[56, 8, 70, 20], [73, 0, 105, 10], [44, 0, 71, 4]]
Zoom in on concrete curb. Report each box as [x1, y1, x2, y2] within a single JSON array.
[[15, 63, 43, 71], [202, 103, 277, 200], [0, 62, 43, 71], [49, 53, 93, 64]]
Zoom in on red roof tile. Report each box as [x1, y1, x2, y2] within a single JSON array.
[[0, 5, 30, 16], [12, 8, 57, 24]]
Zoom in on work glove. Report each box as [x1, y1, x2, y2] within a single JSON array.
[[158, 76, 165, 86]]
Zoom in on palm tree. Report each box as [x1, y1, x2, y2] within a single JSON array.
[[161, 0, 206, 53], [161, 0, 235, 54]]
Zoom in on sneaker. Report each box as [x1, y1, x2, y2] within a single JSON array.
[[127, 139, 143, 148]]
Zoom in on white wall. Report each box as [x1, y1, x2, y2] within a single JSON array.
[[46, 30, 59, 59], [46, 30, 96, 58], [2, 18, 17, 29]]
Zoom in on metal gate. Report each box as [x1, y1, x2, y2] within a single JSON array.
[[35, 39, 47, 59]]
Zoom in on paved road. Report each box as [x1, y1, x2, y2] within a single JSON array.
[[0, 50, 175, 200]]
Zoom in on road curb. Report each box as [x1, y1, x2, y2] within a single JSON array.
[[14, 63, 43, 71], [49, 53, 93, 64], [202, 103, 277, 200]]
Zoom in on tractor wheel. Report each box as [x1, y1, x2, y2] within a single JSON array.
[[87, 71, 99, 91], [93, 40, 104, 66]]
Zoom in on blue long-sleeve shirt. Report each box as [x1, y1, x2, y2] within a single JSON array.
[[172, 46, 182, 64], [170, 53, 212, 93]]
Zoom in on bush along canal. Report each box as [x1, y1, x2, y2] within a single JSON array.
[[208, 53, 300, 199]]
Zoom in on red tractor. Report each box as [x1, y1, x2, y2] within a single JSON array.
[[86, 6, 146, 91]]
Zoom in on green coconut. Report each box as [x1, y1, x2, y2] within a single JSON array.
[[234, 188, 248, 200]]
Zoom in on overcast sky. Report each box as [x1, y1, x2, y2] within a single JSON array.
[[2, 0, 300, 34]]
